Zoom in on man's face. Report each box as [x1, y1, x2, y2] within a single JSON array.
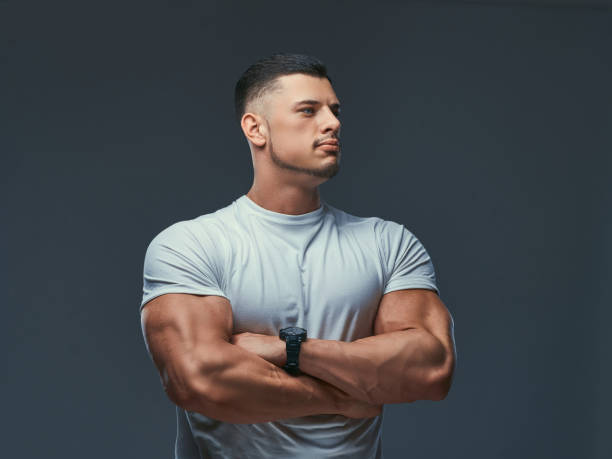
[[262, 73, 342, 180]]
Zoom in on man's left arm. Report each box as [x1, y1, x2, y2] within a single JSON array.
[[231, 288, 456, 405]]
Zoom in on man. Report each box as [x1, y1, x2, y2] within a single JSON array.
[[140, 53, 456, 459]]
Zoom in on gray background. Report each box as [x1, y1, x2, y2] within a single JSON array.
[[2, 0, 610, 458]]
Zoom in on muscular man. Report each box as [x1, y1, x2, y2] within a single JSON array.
[[140, 53, 456, 458]]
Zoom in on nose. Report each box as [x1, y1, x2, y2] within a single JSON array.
[[321, 106, 341, 134]]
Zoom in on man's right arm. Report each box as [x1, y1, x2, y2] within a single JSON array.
[[140, 293, 381, 424]]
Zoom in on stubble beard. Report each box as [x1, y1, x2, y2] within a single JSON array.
[[268, 136, 340, 180]]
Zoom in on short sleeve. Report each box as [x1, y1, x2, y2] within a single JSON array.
[[140, 220, 229, 313], [375, 219, 440, 296]]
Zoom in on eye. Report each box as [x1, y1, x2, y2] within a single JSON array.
[[300, 107, 314, 115]]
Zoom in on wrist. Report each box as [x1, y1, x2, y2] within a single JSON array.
[[276, 337, 287, 367], [279, 327, 307, 375]]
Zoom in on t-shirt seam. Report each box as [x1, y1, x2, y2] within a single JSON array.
[[184, 219, 229, 298], [373, 218, 390, 291]]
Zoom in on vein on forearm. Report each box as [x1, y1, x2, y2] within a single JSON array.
[[184, 341, 340, 423], [299, 329, 446, 404]]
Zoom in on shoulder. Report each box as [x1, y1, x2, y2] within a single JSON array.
[[372, 217, 414, 245], [148, 204, 235, 250], [325, 202, 405, 227], [369, 215, 430, 270], [325, 203, 412, 242], [141, 211, 234, 285], [323, 203, 416, 255], [324, 202, 380, 230]]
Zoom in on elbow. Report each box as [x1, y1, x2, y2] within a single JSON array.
[[426, 354, 456, 401], [428, 372, 453, 401], [166, 357, 227, 413]]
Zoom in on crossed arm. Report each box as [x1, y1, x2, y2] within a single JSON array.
[[231, 288, 456, 404], [140, 289, 455, 424]]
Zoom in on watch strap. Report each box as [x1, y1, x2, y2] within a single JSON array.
[[283, 335, 303, 376]]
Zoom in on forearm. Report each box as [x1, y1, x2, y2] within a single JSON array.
[[179, 340, 371, 424], [299, 329, 448, 405]]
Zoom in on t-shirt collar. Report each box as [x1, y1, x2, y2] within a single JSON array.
[[237, 194, 326, 225]]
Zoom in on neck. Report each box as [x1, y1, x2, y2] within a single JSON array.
[[246, 184, 321, 215]]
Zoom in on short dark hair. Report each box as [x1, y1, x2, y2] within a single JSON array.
[[234, 52, 332, 125]]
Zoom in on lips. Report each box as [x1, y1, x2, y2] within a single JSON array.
[[317, 143, 339, 155], [318, 140, 339, 146]]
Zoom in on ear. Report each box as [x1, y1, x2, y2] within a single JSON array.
[[241, 113, 267, 148]]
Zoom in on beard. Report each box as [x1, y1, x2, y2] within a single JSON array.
[[268, 135, 340, 179]]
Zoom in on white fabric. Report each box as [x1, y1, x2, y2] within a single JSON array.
[[141, 194, 439, 459]]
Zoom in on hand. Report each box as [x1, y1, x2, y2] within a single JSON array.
[[230, 332, 286, 368]]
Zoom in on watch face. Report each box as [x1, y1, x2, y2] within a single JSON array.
[[280, 326, 307, 339]]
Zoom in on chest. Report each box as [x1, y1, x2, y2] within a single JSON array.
[[225, 226, 384, 341]]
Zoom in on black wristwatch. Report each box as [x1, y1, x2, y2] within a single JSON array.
[[279, 326, 307, 376]]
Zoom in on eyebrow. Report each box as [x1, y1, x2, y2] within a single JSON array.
[[293, 99, 341, 111]]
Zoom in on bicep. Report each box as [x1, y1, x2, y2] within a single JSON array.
[[140, 293, 233, 405], [374, 288, 455, 359]]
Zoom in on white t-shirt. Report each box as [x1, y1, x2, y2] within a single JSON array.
[[141, 194, 440, 459]]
